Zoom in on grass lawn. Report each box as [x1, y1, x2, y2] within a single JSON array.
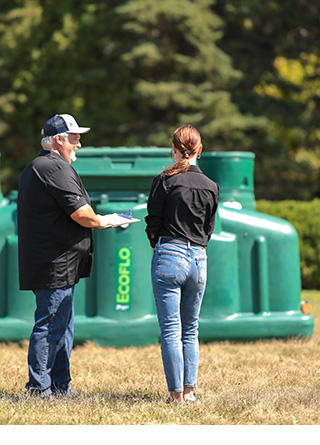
[[0, 289, 319, 428]]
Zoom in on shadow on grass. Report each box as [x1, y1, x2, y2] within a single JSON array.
[[0, 391, 21, 403], [0, 388, 165, 405], [89, 388, 164, 404]]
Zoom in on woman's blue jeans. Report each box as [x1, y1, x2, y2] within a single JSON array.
[[26, 285, 75, 396], [151, 239, 207, 393]]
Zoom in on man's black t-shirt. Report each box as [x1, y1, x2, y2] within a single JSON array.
[[145, 165, 220, 248], [17, 149, 93, 290]]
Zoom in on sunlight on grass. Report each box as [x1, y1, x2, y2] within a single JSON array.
[[0, 290, 319, 425]]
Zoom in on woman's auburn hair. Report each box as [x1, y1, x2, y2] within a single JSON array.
[[163, 125, 202, 177]]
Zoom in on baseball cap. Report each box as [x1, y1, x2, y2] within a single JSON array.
[[41, 114, 90, 137]]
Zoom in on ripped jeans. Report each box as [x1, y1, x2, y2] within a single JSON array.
[[151, 238, 207, 392]]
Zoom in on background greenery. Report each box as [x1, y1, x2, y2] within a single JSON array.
[[1, 1, 319, 287], [1, 0, 320, 199]]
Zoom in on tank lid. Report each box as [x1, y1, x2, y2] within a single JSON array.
[[202, 151, 255, 159]]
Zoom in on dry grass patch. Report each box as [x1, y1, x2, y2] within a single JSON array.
[[0, 289, 320, 425]]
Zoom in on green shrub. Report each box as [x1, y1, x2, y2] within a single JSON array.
[[256, 199, 320, 289]]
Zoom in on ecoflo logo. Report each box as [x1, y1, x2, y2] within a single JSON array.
[[115, 247, 132, 311]]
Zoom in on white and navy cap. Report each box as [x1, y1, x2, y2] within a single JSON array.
[[41, 114, 90, 137]]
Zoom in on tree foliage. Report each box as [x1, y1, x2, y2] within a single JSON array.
[[0, 0, 267, 193], [0, 0, 319, 199], [214, 0, 320, 199]]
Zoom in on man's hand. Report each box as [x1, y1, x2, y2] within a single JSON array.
[[97, 214, 112, 229]]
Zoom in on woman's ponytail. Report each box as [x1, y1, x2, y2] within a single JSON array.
[[163, 125, 202, 177]]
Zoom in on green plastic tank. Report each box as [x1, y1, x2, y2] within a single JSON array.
[[198, 152, 312, 340], [199, 151, 256, 210], [0, 148, 314, 345]]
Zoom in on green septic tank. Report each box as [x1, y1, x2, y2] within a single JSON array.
[[0, 148, 314, 345], [198, 152, 312, 340]]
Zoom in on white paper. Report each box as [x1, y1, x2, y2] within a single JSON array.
[[101, 213, 140, 229]]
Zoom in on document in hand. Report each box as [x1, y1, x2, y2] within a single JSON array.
[[102, 210, 140, 229]]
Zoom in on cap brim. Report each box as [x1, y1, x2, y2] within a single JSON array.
[[66, 127, 90, 134]]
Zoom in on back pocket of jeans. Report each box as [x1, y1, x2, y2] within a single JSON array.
[[155, 251, 182, 278], [196, 256, 207, 284]]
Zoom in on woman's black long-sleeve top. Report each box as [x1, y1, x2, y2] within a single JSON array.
[[145, 165, 219, 248]]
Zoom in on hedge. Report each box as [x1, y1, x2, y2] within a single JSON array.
[[256, 199, 320, 290]]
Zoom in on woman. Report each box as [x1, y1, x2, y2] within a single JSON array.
[[145, 125, 219, 403]]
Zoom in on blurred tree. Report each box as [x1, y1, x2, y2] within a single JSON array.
[[2, 0, 320, 200], [111, 0, 267, 149], [0, 0, 122, 192], [214, 0, 320, 199], [0, 0, 266, 194]]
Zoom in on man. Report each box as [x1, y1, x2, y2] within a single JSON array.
[[17, 114, 109, 397]]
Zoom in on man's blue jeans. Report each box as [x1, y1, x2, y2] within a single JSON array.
[[26, 285, 75, 396], [151, 240, 207, 393]]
